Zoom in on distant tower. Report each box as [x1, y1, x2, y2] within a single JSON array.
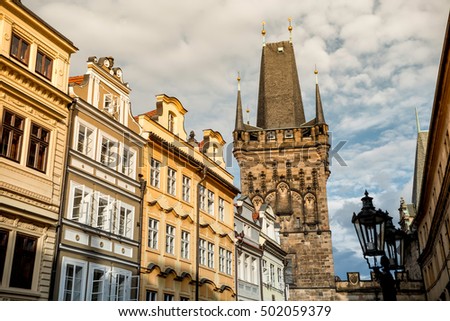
[[233, 21, 336, 300]]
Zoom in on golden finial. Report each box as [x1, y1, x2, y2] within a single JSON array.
[[237, 71, 241, 91], [288, 18, 293, 43], [314, 65, 319, 84], [262, 21, 266, 46]]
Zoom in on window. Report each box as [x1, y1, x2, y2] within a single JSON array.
[[69, 184, 92, 223], [94, 193, 113, 232], [76, 123, 94, 157], [0, 230, 9, 282], [100, 136, 117, 168], [165, 225, 175, 255], [167, 168, 176, 196], [148, 218, 159, 250], [182, 175, 191, 203], [110, 268, 132, 301], [0, 110, 24, 162], [27, 123, 49, 172], [199, 239, 206, 266], [218, 198, 225, 221], [266, 131, 276, 141], [181, 231, 190, 259], [35, 50, 53, 80], [168, 112, 175, 133], [10, 33, 30, 65], [146, 290, 157, 301], [180, 296, 189, 301], [60, 258, 87, 301], [88, 265, 108, 301], [251, 258, 257, 284], [9, 234, 37, 289], [150, 158, 161, 188], [103, 94, 117, 115], [207, 190, 215, 215], [207, 242, 214, 269], [121, 146, 135, 178], [115, 203, 134, 238], [226, 250, 232, 275], [219, 247, 225, 273], [199, 185, 206, 211], [164, 293, 174, 301], [269, 263, 275, 286]]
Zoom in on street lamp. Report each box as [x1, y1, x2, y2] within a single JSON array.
[[351, 190, 405, 301]]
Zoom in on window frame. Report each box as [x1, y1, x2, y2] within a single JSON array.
[[150, 158, 161, 188], [207, 190, 215, 216], [35, 49, 53, 80], [180, 230, 190, 260], [59, 257, 87, 301], [167, 167, 177, 196], [147, 218, 159, 250], [207, 241, 214, 269], [10, 32, 30, 66], [99, 134, 118, 169], [75, 120, 96, 158], [120, 145, 136, 179], [115, 201, 134, 238], [182, 175, 191, 203], [86, 263, 109, 301], [9, 233, 38, 289], [26, 122, 50, 172], [0, 109, 24, 162], [165, 224, 175, 255], [218, 197, 225, 222]]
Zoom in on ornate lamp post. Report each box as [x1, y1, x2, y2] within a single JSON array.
[[351, 191, 405, 301]]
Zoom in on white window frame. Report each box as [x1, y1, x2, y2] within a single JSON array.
[[68, 182, 93, 225], [86, 263, 109, 301], [218, 198, 225, 221], [199, 239, 206, 266], [146, 290, 157, 301], [58, 257, 87, 301], [110, 267, 132, 301], [98, 133, 118, 169], [165, 224, 175, 255], [182, 175, 191, 203], [167, 167, 176, 196], [219, 247, 225, 273], [207, 241, 214, 269], [181, 230, 190, 260], [226, 250, 232, 275], [115, 201, 134, 238], [75, 119, 96, 158], [199, 185, 206, 211], [148, 218, 159, 250], [120, 145, 136, 179], [93, 192, 114, 232], [150, 158, 161, 188], [207, 190, 215, 215]]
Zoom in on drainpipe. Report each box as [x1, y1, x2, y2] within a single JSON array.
[[195, 166, 207, 301], [49, 98, 77, 300], [137, 173, 147, 300]]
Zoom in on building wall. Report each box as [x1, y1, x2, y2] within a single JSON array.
[[52, 57, 146, 301], [0, 0, 76, 300], [415, 15, 450, 301], [137, 96, 238, 301]]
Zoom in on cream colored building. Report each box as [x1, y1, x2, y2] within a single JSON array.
[[0, 0, 76, 300], [51, 56, 146, 300], [136, 95, 239, 301]]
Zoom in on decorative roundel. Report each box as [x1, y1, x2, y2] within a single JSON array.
[[116, 69, 122, 78], [103, 59, 110, 68]]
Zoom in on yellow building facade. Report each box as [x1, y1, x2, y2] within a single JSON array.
[[0, 0, 76, 300], [136, 95, 239, 301]]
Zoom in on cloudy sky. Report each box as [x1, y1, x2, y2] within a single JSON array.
[[26, 0, 449, 279]]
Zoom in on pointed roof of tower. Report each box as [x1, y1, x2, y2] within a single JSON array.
[[314, 68, 326, 125], [256, 39, 306, 129], [234, 73, 245, 131]]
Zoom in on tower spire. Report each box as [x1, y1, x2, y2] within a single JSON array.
[[261, 21, 266, 47], [288, 18, 293, 43], [415, 107, 421, 133], [315, 67, 326, 125], [234, 72, 244, 131]]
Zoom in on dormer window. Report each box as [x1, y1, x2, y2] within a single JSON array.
[[266, 131, 276, 141], [168, 112, 175, 133], [10, 33, 30, 66], [103, 94, 117, 116]]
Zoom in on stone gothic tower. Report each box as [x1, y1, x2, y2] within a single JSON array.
[[233, 27, 336, 300]]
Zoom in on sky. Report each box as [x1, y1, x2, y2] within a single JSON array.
[[25, 0, 449, 279]]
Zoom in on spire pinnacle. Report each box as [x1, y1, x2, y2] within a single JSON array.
[[261, 21, 266, 47], [415, 107, 421, 133], [235, 72, 244, 131], [288, 18, 293, 43], [315, 66, 326, 125]]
